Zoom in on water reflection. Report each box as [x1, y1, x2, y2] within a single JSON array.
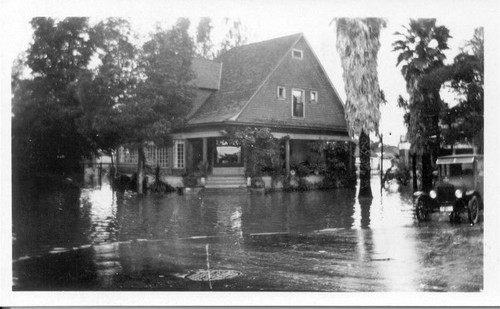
[[13, 176, 482, 291], [14, 178, 416, 258]]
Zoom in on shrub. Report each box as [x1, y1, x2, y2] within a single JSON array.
[[197, 161, 209, 176], [305, 154, 327, 175], [183, 175, 198, 187], [251, 177, 265, 188], [309, 140, 356, 188], [150, 165, 175, 193], [290, 157, 312, 177], [224, 127, 284, 177]]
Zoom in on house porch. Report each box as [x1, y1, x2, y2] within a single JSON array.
[[116, 128, 352, 187]]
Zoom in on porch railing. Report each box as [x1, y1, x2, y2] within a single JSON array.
[[117, 163, 172, 175]]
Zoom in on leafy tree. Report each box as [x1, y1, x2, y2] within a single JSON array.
[[420, 27, 483, 153], [195, 17, 215, 59], [116, 18, 196, 193], [193, 17, 248, 59], [335, 18, 386, 198], [216, 18, 247, 57], [75, 18, 139, 159], [393, 19, 451, 191], [12, 17, 97, 175]]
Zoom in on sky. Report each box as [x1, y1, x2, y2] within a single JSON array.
[[1, 0, 496, 146]]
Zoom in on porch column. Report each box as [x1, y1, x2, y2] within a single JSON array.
[[285, 138, 290, 175], [186, 140, 193, 172], [202, 137, 208, 163]]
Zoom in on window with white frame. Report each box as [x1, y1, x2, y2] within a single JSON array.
[[157, 146, 168, 168], [310, 90, 318, 103], [277, 86, 286, 100], [292, 89, 305, 118], [174, 140, 185, 169], [292, 49, 303, 59], [124, 148, 138, 164]]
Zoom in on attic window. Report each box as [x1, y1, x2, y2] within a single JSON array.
[[277, 86, 286, 100], [310, 90, 318, 103], [292, 49, 303, 59]]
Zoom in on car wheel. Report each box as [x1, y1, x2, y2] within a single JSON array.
[[468, 196, 480, 224], [415, 197, 428, 222]]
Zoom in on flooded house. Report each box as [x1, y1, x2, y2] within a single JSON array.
[[117, 33, 350, 188]]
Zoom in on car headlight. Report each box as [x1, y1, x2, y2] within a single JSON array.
[[455, 189, 463, 199], [429, 190, 437, 199]]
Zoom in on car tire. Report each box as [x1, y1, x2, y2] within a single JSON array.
[[468, 196, 481, 224], [415, 197, 428, 222]]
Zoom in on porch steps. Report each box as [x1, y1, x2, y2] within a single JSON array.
[[212, 167, 245, 175], [205, 175, 247, 189]]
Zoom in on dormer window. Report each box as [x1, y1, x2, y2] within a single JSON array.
[[310, 90, 318, 103], [277, 86, 286, 100], [292, 49, 303, 59]]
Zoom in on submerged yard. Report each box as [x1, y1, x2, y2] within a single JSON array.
[[12, 176, 483, 291]]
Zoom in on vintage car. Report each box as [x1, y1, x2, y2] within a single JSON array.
[[414, 154, 483, 223]]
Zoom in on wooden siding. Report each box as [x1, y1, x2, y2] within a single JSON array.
[[237, 38, 347, 130]]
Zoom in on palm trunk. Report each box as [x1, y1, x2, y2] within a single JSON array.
[[358, 130, 372, 198], [137, 144, 145, 194]]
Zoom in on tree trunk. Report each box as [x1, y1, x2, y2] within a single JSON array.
[[358, 130, 372, 198], [137, 144, 145, 194], [359, 197, 373, 228], [110, 151, 116, 185], [421, 152, 433, 192], [412, 153, 418, 191]]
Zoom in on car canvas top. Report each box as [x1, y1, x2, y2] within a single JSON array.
[[436, 154, 483, 165]]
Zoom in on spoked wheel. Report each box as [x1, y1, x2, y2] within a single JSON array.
[[468, 196, 481, 224], [415, 197, 428, 222]]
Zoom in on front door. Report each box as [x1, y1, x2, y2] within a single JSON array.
[[190, 139, 203, 171]]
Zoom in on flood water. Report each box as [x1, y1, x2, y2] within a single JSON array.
[[12, 175, 483, 291]]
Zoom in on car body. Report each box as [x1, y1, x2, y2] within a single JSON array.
[[414, 154, 483, 223]]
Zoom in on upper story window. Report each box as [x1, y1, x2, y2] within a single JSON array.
[[292, 49, 303, 59], [310, 90, 318, 103], [292, 89, 305, 118], [277, 86, 286, 100]]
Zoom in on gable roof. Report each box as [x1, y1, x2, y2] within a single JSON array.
[[188, 33, 303, 124]]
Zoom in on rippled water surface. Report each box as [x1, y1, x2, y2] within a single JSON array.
[[13, 176, 483, 291]]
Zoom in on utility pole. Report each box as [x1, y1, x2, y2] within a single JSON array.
[[380, 134, 384, 191]]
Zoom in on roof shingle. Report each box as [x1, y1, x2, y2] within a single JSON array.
[[188, 33, 303, 124], [190, 57, 221, 90]]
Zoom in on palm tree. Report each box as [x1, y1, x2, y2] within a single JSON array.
[[335, 18, 386, 198], [393, 19, 451, 191]]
